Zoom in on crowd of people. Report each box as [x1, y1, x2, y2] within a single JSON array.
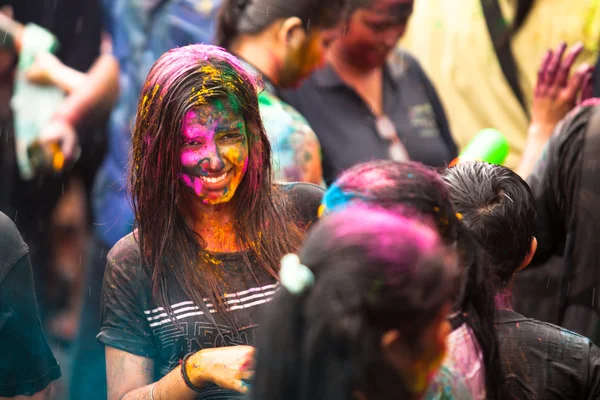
[[2, 0, 600, 399]]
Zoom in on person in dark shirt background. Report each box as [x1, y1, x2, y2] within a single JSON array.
[[518, 100, 600, 344], [0, 211, 61, 398], [282, 0, 457, 184], [444, 161, 600, 399]]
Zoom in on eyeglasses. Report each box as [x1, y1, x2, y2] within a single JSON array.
[[374, 114, 409, 162]]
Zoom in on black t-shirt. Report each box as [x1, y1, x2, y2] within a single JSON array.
[[281, 49, 457, 184], [0, 212, 61, 396], [496, 309, 600, 399], [98, 183, 323, 399]]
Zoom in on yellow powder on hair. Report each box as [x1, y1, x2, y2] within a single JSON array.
[[189, 65, 244, 105]]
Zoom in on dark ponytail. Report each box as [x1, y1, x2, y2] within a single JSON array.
[[457, 227, 505, 400], [215, 0, 250, 49]]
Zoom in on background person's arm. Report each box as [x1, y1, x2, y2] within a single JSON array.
[[517, 42, 592, 178], [35, 33, 119, 160]]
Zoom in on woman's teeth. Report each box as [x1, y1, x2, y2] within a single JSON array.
[[201, 172, 227, 184]]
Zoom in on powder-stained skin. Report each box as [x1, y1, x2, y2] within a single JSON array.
[[179, 99, 249, 205]]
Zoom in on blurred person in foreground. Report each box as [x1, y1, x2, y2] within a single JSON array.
[[251, 205, 459, 400], [283, 0, 457, 184], [215, 0, 346, 185], [401, 0, 600, 169], [0, 212, 61, 399], [444, 161, 600, 399], [320, 160, 504, 399]]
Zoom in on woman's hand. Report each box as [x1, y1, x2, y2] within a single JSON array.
[[530, 42, 592, 140], [187, 345, 255, 393]]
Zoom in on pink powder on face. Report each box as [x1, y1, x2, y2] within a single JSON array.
[[180, 173, 204, 196], [180, 109, 220, 172]]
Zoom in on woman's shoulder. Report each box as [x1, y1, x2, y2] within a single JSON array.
[[106, 231, 144, 273], [276, 182, 325, 225]]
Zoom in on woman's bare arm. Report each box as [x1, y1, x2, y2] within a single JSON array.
[[106, 345, 254, 400], [106, 347, 198, 400]]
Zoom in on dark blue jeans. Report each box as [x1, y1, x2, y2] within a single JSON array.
[[69, 236, 111, 400]]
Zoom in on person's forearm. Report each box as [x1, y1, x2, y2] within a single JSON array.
[[47, 63, 87, 93], [120, 366, 199, 400], [516, 123, 554, 178], [53, 53, 119, 127]]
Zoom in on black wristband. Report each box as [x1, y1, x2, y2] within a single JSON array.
[[181, 353, 204, 393]]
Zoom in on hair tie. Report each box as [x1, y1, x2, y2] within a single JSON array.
[[280, 254, 314, 295]]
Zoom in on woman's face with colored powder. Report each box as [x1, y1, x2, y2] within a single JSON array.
[[179, 99, 249, 205], [337, 0, 414, 69]]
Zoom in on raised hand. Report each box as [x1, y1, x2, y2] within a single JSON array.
[[531, 42, 593, 138]]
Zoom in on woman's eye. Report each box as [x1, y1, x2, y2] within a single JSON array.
[[183, 140, 203, 146], [220, 133, 242, 141]]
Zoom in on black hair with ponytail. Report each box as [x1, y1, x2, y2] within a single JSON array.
[[215, 0, 346, 49]]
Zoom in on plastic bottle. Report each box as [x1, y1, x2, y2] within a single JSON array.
[[8, 22, 66, 179], [449, 128, 510, 167]]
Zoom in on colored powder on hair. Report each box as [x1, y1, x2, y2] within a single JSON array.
[[140, 84, 161, 120], [189, 65, 245, 107]]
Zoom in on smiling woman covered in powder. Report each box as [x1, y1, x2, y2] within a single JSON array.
[[97, 44, 324, 400]]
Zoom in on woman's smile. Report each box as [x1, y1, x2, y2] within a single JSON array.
[[179, 100, 249, 205]]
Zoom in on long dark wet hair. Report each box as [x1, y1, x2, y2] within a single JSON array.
[[252, 205, 458, 400], [322, 160, 505, 400], [129, 44, 304, 329]]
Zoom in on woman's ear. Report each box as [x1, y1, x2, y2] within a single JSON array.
[[517, 236, 538, 272]]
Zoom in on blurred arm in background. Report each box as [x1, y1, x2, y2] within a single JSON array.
[[30, 33, 119, 159], [517, 42, 593, 178]]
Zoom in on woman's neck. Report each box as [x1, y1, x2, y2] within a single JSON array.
[[327, 47, 384, 115], [327, 45, 379, 81], [184, 197, 240, 253], [232, 36, 280, 86]]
